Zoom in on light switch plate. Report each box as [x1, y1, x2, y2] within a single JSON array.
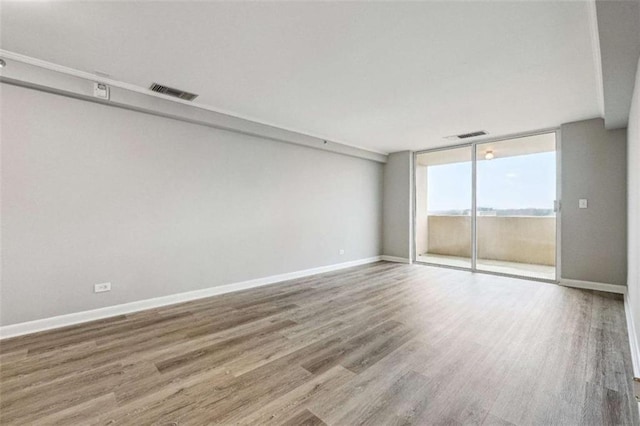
[[579, 199, 588, 209], [94, 282, 111, 293]]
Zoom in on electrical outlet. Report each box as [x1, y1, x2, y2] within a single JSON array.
[[339, 249, 345, 255], [579, 199, 588, 209], [94, 282, 111, 293]]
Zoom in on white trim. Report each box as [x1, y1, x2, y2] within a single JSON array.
[[559, 278, 627, 294], [555, 128, 562, 280], [624, 296, 640, 415], [381, 255, 411, 264], [625, 295, 640, 377], [471, 143, 478, 271], [0, 256, 381, 339], [0, 49, 387, 158], [587, 0, 606, 118]]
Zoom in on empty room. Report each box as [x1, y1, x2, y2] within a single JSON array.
[[1, 1, 640, 424]]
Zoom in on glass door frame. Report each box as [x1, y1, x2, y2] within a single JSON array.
[[412, 128, 561, 284]]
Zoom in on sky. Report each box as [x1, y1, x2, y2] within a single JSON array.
[[426, 151, 556, 212]]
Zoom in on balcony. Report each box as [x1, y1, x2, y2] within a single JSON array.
[[416, 215, 556, 279]]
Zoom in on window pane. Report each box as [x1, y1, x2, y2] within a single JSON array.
[[416, 146, 472, 268], [475, 133, 556, 279]]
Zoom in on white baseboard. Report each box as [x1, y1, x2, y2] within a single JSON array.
[[0, 256, 382, 339], [624, 296, 640, 378], [624, 296, 640, 416], [559, 278, 627, 294], [380, 255, 411, 264]]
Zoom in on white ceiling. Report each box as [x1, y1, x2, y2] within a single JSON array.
[[0, 1, 602, 154]]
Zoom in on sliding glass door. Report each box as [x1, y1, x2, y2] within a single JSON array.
[[414, 132, 558, 281], [475, 134, 556, 279], [415, 147, 472, 269]]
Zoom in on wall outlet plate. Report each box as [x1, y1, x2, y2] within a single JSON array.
[[579, 199, 588, 209], [94, 282, 111, 293], [339, 249, 345, 255]]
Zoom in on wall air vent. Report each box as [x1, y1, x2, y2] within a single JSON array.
[[445, 130, 488, 140], [149, 83, 198, 101]]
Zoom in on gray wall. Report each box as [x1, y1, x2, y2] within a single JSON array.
[[382, 151, 413, 260], [627, 56, 640, 364], [561, 118, 627, 285], [0, 84, 384, 326]]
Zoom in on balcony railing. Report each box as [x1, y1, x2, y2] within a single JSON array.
[[418, 215, 556, 266]]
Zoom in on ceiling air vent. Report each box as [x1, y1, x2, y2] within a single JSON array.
[[445, 130, 488, 141], [149, 83, 198, 101]]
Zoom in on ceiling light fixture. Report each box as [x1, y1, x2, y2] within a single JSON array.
[[485, 150, 494, 160], [0, 59, 6, 68]]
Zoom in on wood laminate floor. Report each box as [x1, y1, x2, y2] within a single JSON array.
[[0, 262, 638, 425]]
